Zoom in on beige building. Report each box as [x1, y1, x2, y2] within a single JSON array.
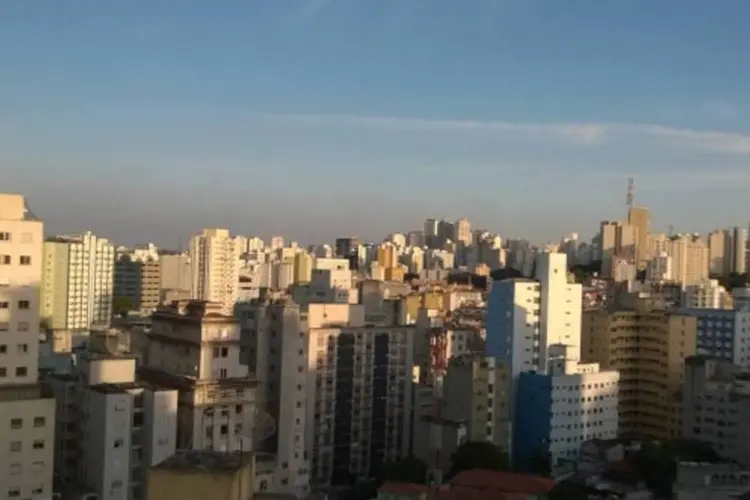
[[442, 355, 511, 452], [139, 301, 258, 455], [42, 231, 116, 331], [628, 206, 651, 268], [114, 244, 161, 315], [582, 305, 697, 440], [708, 230, 726, 276], [600, 220, 638, 277], [146, 451, 259, 500], [189, 229, 241, 315], [667, 234, 710, 286], [0, 194, 56, 500], [158, 252, 191, 297]]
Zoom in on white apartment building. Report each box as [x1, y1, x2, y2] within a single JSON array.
[[239, 299, 414, 490], [683, 278, 731, 309], [42, 231, 115, 331], [0, 194, 56, 500], [46, 345, 177, 500], [139, 301, 258, 457], [487, 252, 583, 380], [189, 229, 241, 315], [646, 252, 672, 282], [515, 344, 619, 475]]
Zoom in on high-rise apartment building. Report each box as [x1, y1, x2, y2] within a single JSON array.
[[0, 194, 56, 500], [599, 221, 638, 277], [486, 252, 582, 380], [667, 234, 710, 286], [189, 228, 240, 315], [708, 230, 726, 275], [42, 231, 115, 331], [114, 244, 161, 315], [727, 227, 747, 275], [628, 206, 650, 267], [582, 304, 697, 440], [239, 299, 413, 490], [682, 356, 750, 467], [454, 218, 472, 246], [441, 355, 511, 453], [514, 344, 619, 474]]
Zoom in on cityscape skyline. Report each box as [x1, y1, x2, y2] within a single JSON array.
[[4, 0, 750, 243]]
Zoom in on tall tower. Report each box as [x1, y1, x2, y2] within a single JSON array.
[[626, 178, 634, 212], [0, 194, 56, 500]]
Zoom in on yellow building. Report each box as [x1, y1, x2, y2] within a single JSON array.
[[582, 305, 696, 440], [147, 451, 258, 500]]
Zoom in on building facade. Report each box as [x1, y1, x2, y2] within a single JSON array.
[[189, 229, 240, 316], [582, 306, 697, 439], [0, 194, 56, 500], [514, 345, 619, 474], [42, 231, 115, 331], [46, 345, 177, 500], [678, 308, 750, 366]]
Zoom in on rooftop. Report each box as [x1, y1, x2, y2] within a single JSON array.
[[153, 450, 255, 473], [451, 470, 556, 495]]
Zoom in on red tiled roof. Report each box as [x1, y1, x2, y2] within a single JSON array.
[[451, 469, 556, 495]]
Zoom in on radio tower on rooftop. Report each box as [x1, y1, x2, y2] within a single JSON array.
[[626, 177, 635, 213]]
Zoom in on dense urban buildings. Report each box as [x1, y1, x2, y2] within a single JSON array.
[[9, 186, 750, 499]]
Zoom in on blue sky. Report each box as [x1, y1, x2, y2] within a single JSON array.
[[2, 0, 750, 246]]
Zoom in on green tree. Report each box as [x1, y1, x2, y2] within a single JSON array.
[[548, 482, 588, 500], [380, 456, 429, 484], [448, 441, 509, 479], [632, 439, 720, 499], [113, 296, 136, 318], [529, 448, 551, 477]]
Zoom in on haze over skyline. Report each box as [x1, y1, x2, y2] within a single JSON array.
[[2, 0, 750, 246]]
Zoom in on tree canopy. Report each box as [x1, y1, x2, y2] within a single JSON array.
[[380, 456, 429, 484], [632, 439, 721, 499], [448, 441, 509, 479]]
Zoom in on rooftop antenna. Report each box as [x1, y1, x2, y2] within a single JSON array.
[[626, 177, 635, 213]]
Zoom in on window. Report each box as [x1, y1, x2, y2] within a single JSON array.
[[31, 461, 45, 471], [32, 486, 43, 495], [219, 368, 227, 378], [17, 344, 28, 354], [15, 367, 27, 377], [9, 463, 21, 475], [213, 347, 220, 358], [220, 425, 228, 435], [221, 347, 228, 357], [32, 440, 45, 450], [0, 302, 8, 309], [0, 255, 10, 265], [17, 300, 30, 310], [9, 441, 21, 452], [113, 439, 123, 448], [19, 256, 31, 265], [0, 368, 6, 377], [10, 418, 22, 429], [0, 344, 6, 353], [17, 321, 29, 332], [33, 417, 45, 428], [0, 232, 10, 241], [7, 489, 20, 498]]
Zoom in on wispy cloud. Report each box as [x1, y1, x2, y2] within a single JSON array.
[[703, 100, 740, 120], [254, 112, 750, 155]]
